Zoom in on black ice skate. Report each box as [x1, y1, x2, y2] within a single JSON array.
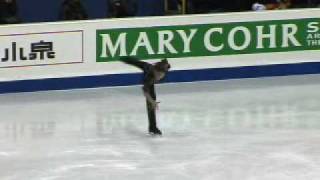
[[149, 127, 162, 136]]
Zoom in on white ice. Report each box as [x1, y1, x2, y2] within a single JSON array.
[[0, 75, 320, 180]]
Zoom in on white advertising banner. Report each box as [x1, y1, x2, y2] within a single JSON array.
[[0, 30, 83, 68]]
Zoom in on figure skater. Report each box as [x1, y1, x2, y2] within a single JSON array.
[[120, 57, 171, 135]]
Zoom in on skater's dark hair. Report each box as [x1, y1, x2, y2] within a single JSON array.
[[155, 58, 171, 72]]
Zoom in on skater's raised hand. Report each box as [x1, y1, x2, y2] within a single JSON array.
[[152, 101, 160, 110]]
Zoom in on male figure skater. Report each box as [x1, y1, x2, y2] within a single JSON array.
[[120, 57, 171, 135]]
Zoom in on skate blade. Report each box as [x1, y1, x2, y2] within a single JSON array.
[[148, 132, 162, 137]]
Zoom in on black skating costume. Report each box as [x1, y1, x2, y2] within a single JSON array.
[[121, 57, 171, 135]]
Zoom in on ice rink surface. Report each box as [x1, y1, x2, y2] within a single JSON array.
[[1, 75, 320, 180]]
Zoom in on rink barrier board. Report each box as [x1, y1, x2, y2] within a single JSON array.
[[1, 9, 320, 93], [1, 61, 320, 94]]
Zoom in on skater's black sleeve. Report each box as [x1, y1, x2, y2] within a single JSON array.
[[142, 71, 157, 108]]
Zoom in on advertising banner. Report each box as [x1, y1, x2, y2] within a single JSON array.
[[97, 18, 320, 62], [0, 30, 83, 68]]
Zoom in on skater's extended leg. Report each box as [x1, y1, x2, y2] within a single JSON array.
[[147, 102, 161, 134], [146, 85, 162, 135], [120, 57, 149, 71]]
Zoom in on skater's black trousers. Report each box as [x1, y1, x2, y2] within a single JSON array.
[[146, 85, 157, 130]]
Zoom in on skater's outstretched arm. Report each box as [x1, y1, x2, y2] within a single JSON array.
[[143, 84, 159, 110], [120, 57, 150, 71]]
